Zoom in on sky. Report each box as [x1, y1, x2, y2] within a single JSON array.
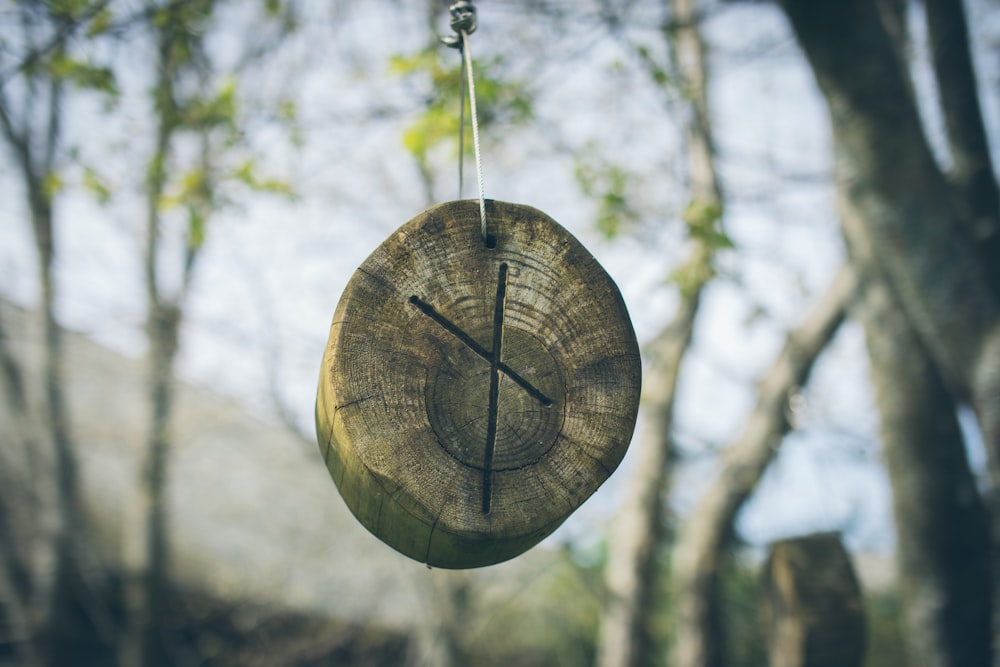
[[4, 0, 996, 558]]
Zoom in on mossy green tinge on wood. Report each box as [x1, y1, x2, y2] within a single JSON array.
[[315, 200, 641, 568]]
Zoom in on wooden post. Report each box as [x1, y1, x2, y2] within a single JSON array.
[[763, 532, 866, 667]]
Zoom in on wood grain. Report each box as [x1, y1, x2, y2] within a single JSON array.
[[315, 200, 641, 568]]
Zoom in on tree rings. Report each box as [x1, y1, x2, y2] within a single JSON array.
[[315, 200, 641, 568]]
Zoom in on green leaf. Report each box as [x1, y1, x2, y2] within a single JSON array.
[[43, 171, 64, 200], [233, 160, 255, 185], [160, 168, 206, 210], [401, 104, 457, 161], [47, 54, 118, 96], [183, 79, 238, 129], [188, 207, 206, 251], [86, 7, 114, 37], [390, 49, 532, 163], [147, 153, 166, 190], [49, 0, 91, 21], [83, 166, 112, 204], [277, 99, 297, 122], [232, 160, 295, 197], [574, 156, 639, 239], [388, 51, 440, 77], [636, 44, 672, 89], [683, 199, 733, 250], [682, 199, 722, 227], [668, 252, 715, 298]]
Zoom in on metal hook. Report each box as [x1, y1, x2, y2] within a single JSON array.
[[441, 1, 477, 49]]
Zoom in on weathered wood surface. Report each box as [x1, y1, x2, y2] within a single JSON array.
[[316, 200, 641, 568], [763, 532, 867, 667]]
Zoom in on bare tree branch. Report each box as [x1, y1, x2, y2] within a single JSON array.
[[598, 0, 724, 663], [924, 0, 1000, 295], [597, 265, 701, 667], [0, 0, 112, 84], [670, 263, 856, 667]]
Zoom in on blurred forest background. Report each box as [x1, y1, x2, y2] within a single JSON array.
[[2, 0, 999, 665]]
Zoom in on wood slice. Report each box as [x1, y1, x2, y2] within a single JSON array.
[[315, 200, 641, 568]]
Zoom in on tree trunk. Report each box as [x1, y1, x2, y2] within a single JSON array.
[[669, 265, 855, 667], [597, 278, 701, 667], [121, 14, 183, 665], [122, 301, 181, 667], [862, 282, 992, 667], [0, 305, 41, 666], [777, 0, 1000, 499], [35, 218, 96, 667], [841, 191, 993, 667], [406, 571, 470, 667], [597, 0, 722, 664], [923, 0, 1000, 295], [0, 46, 107, 660], [779, 3, 1000, 661]]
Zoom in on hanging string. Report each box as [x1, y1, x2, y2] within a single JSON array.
[[456, 35, 467, 202], [443, 1, 489, 245]]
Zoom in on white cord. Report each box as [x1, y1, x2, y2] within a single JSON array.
[[460, 29, 489, 244]]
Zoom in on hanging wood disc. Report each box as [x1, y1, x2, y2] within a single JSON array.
[[315, 200, 641, 568]]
